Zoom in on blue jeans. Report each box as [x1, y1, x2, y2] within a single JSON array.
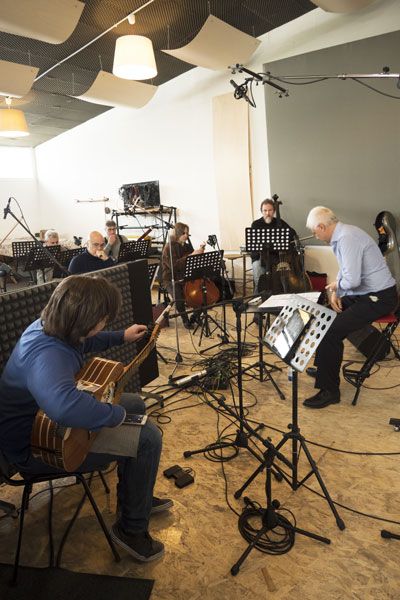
[[16, 394, 162, 534]]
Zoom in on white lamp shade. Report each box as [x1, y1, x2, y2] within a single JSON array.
[[113, 35, 157, 80], [0, 108, 29, 137]]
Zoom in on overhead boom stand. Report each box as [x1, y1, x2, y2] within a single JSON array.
[[230, 296, 345, 574]]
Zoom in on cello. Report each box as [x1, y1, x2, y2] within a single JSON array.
[[183, 238, 220, 308]]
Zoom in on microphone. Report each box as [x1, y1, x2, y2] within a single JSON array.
[[173, 369, 209, 387], [3, 197, 11, 220], [230, 79, 253, 106]]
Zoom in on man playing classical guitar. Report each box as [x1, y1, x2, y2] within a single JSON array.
[[0, 275, 172, 562]]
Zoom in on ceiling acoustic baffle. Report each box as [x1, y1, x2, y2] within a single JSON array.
[[0, 60, 39, 98], [162, 15, 261, 71], [0, 0, 84, 44], [311, 0, 378, 13], [74, 70, 157, 109]]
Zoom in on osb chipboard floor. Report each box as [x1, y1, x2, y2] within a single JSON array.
[[1, 306, 399, 599]]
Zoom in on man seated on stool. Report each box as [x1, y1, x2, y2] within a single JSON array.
[[69, 230, 115, 274], [303, 206, 398, 409], [104, 220, 128, 260], [250, 198, 297, 294], [0, 276, 172, 561]]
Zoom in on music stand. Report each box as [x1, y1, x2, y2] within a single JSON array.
[[147, 263, 159, 290], [57, 247, 85, 276], [245, 226, 291, 293], [12, 240, 36, 271], [24, 245, 61, 283], [117, 240, 150, 263], [231, 297, 345, 572], [183, 251, 223, 346]]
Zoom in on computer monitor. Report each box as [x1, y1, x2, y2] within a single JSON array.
[[119, 180, 160, 210]]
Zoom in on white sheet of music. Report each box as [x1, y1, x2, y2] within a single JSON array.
[[260, 292, 321, 309]]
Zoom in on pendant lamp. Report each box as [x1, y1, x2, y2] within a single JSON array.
[[113, 34, 157, 80], [0, 97, 29, 138]]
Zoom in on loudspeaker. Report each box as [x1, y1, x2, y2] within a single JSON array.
[[347, 325, 390, 360]]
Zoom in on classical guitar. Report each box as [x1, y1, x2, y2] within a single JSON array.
[[31, 304, 172, 471]]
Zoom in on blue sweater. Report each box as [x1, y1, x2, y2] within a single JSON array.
[[0, 319, 126, 463], [69, 249, 114, 274]]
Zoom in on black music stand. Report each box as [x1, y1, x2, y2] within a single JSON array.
[[147, 263, 159, 290], [57, 247, 85, 276], [245, 226, 291, 294], [11, 240, 36, 271], [183, 251, 223, 346], [117, 240, 150, 263], [230, 297, 345, 573], [24, 245, 61, 283]]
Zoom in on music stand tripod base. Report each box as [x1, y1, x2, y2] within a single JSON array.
[[231, 297, 345, 573]]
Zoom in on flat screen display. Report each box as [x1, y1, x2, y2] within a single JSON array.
[[119, 180, 160, 209]]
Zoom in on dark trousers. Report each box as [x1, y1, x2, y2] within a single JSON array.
[[314, 285, 398, 392], [15, 394, 162, 534]]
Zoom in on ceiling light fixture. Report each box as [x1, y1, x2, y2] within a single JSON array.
[[0, 97, 29, 138], [112, 12, 157, 81]]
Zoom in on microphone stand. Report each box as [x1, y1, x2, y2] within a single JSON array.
[[200, 235, 235, 353], [3, 199, 69, 277], [166, 227, 184, 379]]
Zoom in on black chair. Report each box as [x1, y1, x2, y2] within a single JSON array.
[[342, 308, 400, 406], [0, 450, 120, 584]]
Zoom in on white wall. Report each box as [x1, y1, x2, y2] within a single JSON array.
[[34, 0, 400, 254], [0, 148, 39, 242]]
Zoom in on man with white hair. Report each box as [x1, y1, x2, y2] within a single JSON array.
[[69, 230, 115, 274], [303, 206, 398, 409]]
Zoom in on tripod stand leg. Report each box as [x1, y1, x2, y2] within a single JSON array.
[[298, 438, 345, 531], [382, 530, 400, 540], [183, 441, 236, 458], [231, 525, 268, 576]]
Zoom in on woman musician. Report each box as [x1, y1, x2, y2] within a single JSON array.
[[161, 222, 206, 328]]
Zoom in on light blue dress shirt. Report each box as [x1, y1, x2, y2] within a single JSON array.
[[331, 222, 395, 297]]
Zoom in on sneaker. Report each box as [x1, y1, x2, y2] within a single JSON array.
[[303, 389, 340, 409], [110, 524, 165, 562], [151, 497, 174, 514]]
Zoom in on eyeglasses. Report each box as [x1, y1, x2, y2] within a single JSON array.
[[91, 242, 105, 248]]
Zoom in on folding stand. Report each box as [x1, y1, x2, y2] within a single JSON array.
[[245, 225, 291, 294], [57, 247, 85, 276], [235, 296, 345, 522], [228, 296, 345, 574], [24, 245, 61, 283], [242, 227, 292, 389], [183, 251, 224, 346], [117, 239, 150, 263]]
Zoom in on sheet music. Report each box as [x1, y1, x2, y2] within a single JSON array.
[[260, 292, 321, 309]]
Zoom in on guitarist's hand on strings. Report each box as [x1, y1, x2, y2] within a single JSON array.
[[124, 324, 148, 343]]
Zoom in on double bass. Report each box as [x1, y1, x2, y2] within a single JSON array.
[[259, 195, 312, 294]]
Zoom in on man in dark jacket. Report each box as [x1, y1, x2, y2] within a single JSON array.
[[251, 198, 298, 294], [69, 230, 115, 274]]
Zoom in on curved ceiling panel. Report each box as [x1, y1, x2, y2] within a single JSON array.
[[75, 70, 157, 109], [0, 0, 84, 44], [162, 15, 261, 71]]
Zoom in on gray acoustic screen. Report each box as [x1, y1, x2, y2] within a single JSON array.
[[0, 261, 158, 392], [264, 30, 400, 242]]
